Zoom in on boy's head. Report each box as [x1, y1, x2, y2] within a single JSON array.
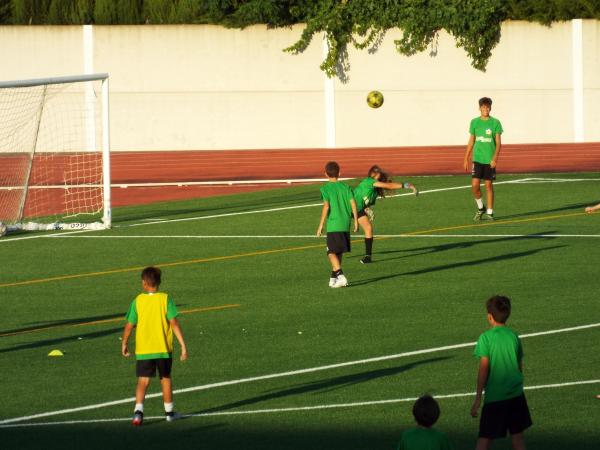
[[412, 395, 440, 428], [325, 161, 340, 178], [141, 266, 161, 290], [486, 295, 511, 324], [478, 97, 492, 117]]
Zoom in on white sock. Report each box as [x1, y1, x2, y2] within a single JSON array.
[[134, 403, 144, 413], [164, 402, 174, 413], [487, 208, 493, 215], [475, 198, 484, 209]]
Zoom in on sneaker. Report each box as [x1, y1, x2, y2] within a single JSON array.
[[483, 212, 494, 221], [165, 411, 182, 422], [132, 410, 143, 426], [473, 207, 486, 222], [331, 274, 348, 288], [360, 255, 372, 264], [328, 277, 337, 287]]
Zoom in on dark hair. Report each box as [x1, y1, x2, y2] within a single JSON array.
[[325, 161, 340, 178], [368, 165, 392, 198], [412, 395, 440, 428], [141, 266, 161, 288], [478, 97, 492, 107], [486, 295, 511, 323]]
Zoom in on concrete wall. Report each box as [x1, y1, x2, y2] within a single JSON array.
[[0, 21, 598, 151]]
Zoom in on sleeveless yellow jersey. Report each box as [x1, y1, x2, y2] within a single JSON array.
[[125, 292, 178, 360]]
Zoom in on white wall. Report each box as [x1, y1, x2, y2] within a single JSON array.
[[0, 21, 598, 151]]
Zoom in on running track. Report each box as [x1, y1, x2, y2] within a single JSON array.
[[2, 143, 600, 213], [111, 143, 600, 206]]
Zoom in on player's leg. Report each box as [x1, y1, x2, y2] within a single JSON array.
[[475, 438, 492, 450], [158, 358, 180, 421], [328, 252, 341, 287], [484, 179, 494, 219], [133, 372, 151, 426], [511, 433, 526, 450], [472, 178, 485, 221], [358, 214, 373, 264], [472, 162, 486, 221]]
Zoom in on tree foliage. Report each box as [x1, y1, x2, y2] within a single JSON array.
[[2, 0, 600, 78]]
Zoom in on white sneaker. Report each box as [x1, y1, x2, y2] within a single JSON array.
[[165, 411, 182, 422], [332, 274, 348, 288], [329, 277, 336, 287]]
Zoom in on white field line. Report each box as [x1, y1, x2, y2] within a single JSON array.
[[1, 379, 599, 428], [48, 234, 600, 239], [1, 321, 598, 426], [0, 177, 352, 190], [1, 176, 598, 244]]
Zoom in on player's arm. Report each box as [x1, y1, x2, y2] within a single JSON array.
[[169, 318, 188, 361], [585, 202, 600, 213], [490, 133, 502, 169], [373, 181, 418, 195], [121, 322, 135, 357], [316, 201, 329, 236], [350, 198, 358, 232], [470, 356, 489, 417], [464, 134, 475, 172]]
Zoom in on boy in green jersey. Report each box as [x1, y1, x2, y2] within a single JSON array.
[[354, 165, 418, 264], [464, 97, 503, 221], [122, 267, 188, 426], [397, 395, 454, 450], [471, 295, 532, 450], [317, 161, 358, 288]]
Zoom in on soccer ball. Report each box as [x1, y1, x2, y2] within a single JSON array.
[[367, 90, 384, 109], [0, 222, 6, 237]]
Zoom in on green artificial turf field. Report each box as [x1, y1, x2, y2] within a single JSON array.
[[1, 172, 599, 450]]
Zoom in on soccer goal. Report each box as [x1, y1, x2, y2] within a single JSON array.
[[0, 73, 111, 235]]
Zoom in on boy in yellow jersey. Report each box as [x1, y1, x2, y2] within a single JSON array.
[[122, 267, 188, 426], [464, 97, 503, 221]]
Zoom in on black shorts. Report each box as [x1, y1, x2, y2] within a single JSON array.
[[136, 358, 173, 379], [479, 394, 532, 439], [357, 209, 367, 219], [472, 162, 496, 181], [326, 232, 351, 255]]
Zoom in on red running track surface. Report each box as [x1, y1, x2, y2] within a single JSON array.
[[109, 143, 600, 207], [3, 143, 600, 213]]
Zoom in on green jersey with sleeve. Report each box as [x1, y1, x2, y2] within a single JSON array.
[[474, 325, 524, 403], [397, 427, 455, 450], [469, 116, 503, 164], [353, 177, 378, 212], [320, 181, 354, 232], [125, 292, 178, 360]]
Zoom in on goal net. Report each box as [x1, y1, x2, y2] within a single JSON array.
[[0, 73, 111, 233]]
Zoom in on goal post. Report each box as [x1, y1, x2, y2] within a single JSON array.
[[0, 73, 111, 234]]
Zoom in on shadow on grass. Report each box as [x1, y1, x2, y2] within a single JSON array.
[[2, 422, 599, 450], [351, 245, 566, 287], [362, 232, 559, 264], [1, 304, 187, 337], [0, 327, 121, 354], [494, 202, 590, 220], [113, 190, 319, 224], [196, 356, 451, 415]]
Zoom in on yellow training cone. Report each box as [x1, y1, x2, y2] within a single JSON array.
[[48, 349, 64, 356]]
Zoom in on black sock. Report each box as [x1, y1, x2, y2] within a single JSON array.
[[365, 238, 373, 256], [334, 269, 344, 277], [331, 271, 337, 278]]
